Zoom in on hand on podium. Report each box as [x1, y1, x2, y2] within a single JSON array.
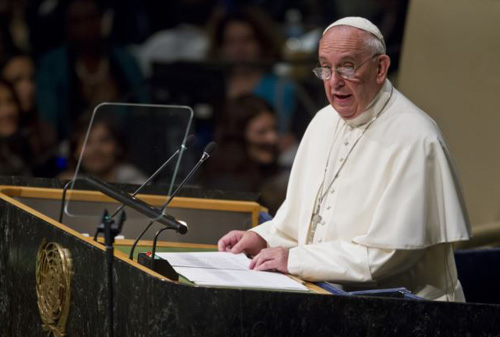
[[250, 247, 289, 274], [218, 230, 266, 256], [218, 231, 289, 273]]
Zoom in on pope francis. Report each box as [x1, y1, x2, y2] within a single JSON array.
[[217, 17, 471, 301]]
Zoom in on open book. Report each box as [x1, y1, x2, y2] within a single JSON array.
[[155, 252, 308, 291]]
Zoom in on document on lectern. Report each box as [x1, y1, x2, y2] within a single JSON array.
[[155, 252, 308, 291]]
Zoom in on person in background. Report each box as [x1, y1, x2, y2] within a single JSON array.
[[0, 0, 30, 53], [0, 78, 32, 176], [2, 53, 57, 176], [208, 7, 298, 156], [137, 0, 216, 76], [59, 116, 146, 184], [202, 95, 286, 214], [0, 2, 23, 65], [37, 0, 147, 142], [2, 54, 35, 115]]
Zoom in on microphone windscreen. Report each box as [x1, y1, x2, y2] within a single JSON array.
[[177, 220, 189, 234], [184, 134, 196, 149], [204, 142, 218, 156]]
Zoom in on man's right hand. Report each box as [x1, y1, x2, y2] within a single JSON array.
[[217, 230, 267, 256]]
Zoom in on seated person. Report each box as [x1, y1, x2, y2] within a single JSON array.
[[2, 54, 36, 116], [208, 7, 298, 155], [3, 53, 57, 175], [37, 0, 147, 142], [201, 95, 286, 214], [59, 116, 146, 184], [0, 78, 32, 176]]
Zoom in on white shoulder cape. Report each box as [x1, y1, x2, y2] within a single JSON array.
[[255, 82, 471, 250]]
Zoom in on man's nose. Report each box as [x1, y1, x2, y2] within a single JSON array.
[[328, 70, 345, 89]]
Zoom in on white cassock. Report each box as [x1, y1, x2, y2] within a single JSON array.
[[251, 80, 471, 301]]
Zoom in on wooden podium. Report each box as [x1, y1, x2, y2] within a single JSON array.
[[1, 178, 499, 336]]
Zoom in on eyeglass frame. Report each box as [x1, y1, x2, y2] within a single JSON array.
[[312, 53, 381, 81]]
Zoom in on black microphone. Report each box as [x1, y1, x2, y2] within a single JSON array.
[[84, 176, 188, 234], [160, 141, 217, 210], [109, 134, 196, 218], [129, 141, 217, 260]]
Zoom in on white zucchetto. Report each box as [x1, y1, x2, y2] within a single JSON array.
[[323, 17, 386, 50]]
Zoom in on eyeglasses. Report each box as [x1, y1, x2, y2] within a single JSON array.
[[312, 54, 380, 80]]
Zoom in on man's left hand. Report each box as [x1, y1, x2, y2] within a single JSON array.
[[249, 247, 289, 273]]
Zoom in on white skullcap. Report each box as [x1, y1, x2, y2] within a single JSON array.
[[323, 17, 386, 50]]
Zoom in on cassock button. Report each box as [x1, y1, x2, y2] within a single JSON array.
[[326, 206, 331, 210], [344, 141, 349, 146], [318, 238, 323, 243], [339, 158, 344, 162], [330, 189, 335, 194]]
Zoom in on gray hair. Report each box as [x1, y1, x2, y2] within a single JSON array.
[[363, 33, 386, 55]]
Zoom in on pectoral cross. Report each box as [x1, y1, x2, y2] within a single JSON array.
[[311, 213, 322, 227], [311, 204, 322, 227]]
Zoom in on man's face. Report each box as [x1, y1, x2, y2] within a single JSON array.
[[319, 26, 388, 119]]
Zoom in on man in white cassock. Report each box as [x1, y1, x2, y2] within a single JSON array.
[[218, 17, 471, 301]]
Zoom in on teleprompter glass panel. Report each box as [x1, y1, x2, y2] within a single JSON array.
[[64, 103, 193, 222]]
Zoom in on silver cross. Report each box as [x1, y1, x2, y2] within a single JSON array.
[[311, 213, 322, 227]]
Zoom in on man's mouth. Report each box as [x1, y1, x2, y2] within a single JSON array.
[[333, 93, 352, 103]]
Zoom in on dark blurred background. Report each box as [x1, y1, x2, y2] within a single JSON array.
[[0, 0, 409, 213]]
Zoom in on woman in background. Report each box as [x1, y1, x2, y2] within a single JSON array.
[[208, 7, 297, 144], [0, 78, 32, 176], [37, 0, 147, 142], [3, 53, 57, 176], [202, 95, 286, 214], [2, 54, 35, 115], [59, 116, 146, 184]]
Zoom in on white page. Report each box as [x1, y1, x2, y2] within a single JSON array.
[[156, 252, 308, 291], [174, 267, 308, 291], [156, 252, 251, 270]]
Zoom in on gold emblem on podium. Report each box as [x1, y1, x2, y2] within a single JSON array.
[[35, 240, 73, 337]]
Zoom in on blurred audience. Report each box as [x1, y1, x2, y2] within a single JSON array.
[[137, 0, 216, 76], [3, 53, 35, 114], [26, 0, 68, 58], [105, 0, 151, 46], [2, 0, 30, 53], [59, 115, 146, 184], [0, 15, 19, 66], [36, 0, 147, 142], [2, 53, 57, 175], [0, 0, 410, 192], [208, 7, 297, 140], [201, 95, 286, 213], [0, 78, 33, 176]]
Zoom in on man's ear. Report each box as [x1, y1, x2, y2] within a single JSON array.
[[376, 54, 391, 84]]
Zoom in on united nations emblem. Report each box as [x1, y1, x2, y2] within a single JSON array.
[[35, 240, 73, 337]]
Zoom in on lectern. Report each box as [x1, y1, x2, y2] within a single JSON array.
[[1, 177, 499, 336]]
